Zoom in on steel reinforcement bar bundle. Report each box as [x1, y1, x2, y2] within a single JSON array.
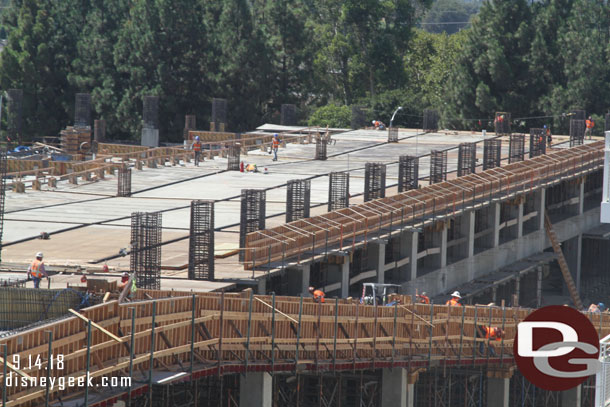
[[2, 290, 610, 406], [244, 142, 603, 269]]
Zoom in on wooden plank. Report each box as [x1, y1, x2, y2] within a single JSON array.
[[68, 309, 123, 343]]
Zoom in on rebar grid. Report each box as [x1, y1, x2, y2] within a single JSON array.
[[388, 127, 398, 142], [131, 212, 162, 289], [281, 104, 297, 126], [74, 93, 91, 128], [571, 109, 586, 121], [483, 139, 502, 170], [143, 96, 159, 129], [429, 150, 447, 184], [188, 200, 214, 281], [494, 112, 511, 135], [457, 142, 476, 177], [6, 89, 23, 142], [328, 172, 349, 211], [227, 143, 241, 171], [117, 167, 132, 197], [212, 98, 227, 126], [508, 134, 525, 163], [239, 190, 266, 261], [570, 119, 585, 147], [94, 119, 106, 142], [398, 155, 419, 192], [529, 128, 546, 158], [315, 136, 327, 160], [364, 162, 387, 201], [423, 109, 439, 132], [286, 179, 311, 222]]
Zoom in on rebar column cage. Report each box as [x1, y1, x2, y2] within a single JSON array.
[[398, 155, 419, 192], [328, 172, 349, 211], [529, 128, 546, 158], [571, 109, 586, 121], [494, 112, 511, 135], [212, 98, 227, 129], [143, 96, 159, 129], [74, 93, 91, 128], [351, 106, 367, 129], [117, 167, 132, 197], [605, 113, 610, 131], [570, 119, 585, 147], [6, 89, 23, 142], [364, 163, 387, 201], [94, 119, 106, 142], [188, 200, 214, 280], [483, 138, 502, 170], [184, 115, 196, 140], [0, 150, 7, 261], [281, 104, 297, 126], [315, 136, 327, 160], [388, 127, 398, 143], [130, 212, 162, 290], [457, 142, 477, 177], [423, 109, 439, 132], [429, 150, 447, 184], [508, 134, 525, 163], [227, 143, 241, 171], [239, 189, 266, 262], [286, 179, 311, 222]]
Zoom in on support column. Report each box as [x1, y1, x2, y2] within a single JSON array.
[[368, 239, 386, 284], [563, 234, 582, 294], [240, 372, 272, 407], [516, 202, 524, 238], [561, 384, 581, 407], [459, 210, 475, 258], [536, 188, 546, 230], [382, 368, 413, 407], [429, 223, 447, 269], [257, 277, 266, 295], [537, 267, 543, 308], [578, 180, 585, 215], [492, 202, 500, 247], [405, 231, 418, 281], [286, 264, 310, 296], [327, 253, 350, 297], [341, 260, 350, 298], [487, 377, 510, 407]]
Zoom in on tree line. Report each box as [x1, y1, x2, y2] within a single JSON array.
[[0, 0, 608, 143]]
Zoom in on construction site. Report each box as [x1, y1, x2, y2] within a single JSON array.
[[1, 95, 610, 407]]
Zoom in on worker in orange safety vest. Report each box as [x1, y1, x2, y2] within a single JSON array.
[[585, 116, 595, 140], [28, 252, 48, 289], [192, 136, 202, 166], [446, 291, 462, 306], [271, 134, 281, 161], [476, 325, 504, 356], [309, 286, 325, 303], [416, 292, 430, 304]]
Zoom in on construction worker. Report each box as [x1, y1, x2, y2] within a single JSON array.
[[27, 252, 48, 289], [192, 136, 202, 166], [446, 291, 462, 306], [271, 134, 280, 161], [545, 125, 552, 147], [416, 292, 430, 304], [476, 325, 503, 356], [585, 116, 595, 140], [588, 302, 605, 313], [372, 120, 385, 130], [309, 286, 325, 303]]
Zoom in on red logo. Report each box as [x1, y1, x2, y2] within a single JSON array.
[[514, 306, 600, 391]]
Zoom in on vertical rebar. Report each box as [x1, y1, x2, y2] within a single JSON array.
[[328, 172, 349, 211], [189, 200, 215, 280], [364, 163, 386, 201], [45, 330, 53, 407], [430, 150, 447, 184], [84, 320, 92, 406], [239, 190, 266, 262], [286, 179, 311, 222], [190, 295, 196, 375], [483, 139, 502, 170], [398, 155, 418, 192], [245, 290, 253, 375], [457, 143, 476, 177]]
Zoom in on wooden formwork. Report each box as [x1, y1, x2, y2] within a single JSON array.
[[244, 142, 603, 269], [2, 290, 610, 406]]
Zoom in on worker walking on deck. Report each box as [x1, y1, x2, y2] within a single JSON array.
[[272, 134, 281, 161], [476, 325, 503, 356], [192, 136, 202, 166], [446, 291, 462, 306], [28, 252, 48, 289], [545, 125, 552, 147], [585, 116, 595, 140], [309, 286, 325, 303]]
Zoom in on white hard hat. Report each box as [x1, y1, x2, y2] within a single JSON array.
[[372, 120, 375, 124], [451, 291, 461, 298], [36, 252, 43, 258]]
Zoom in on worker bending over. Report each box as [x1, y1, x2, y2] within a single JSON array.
[[28, 252, 48, 288], [588, 302, 605, 313], [476, 325, 504, 356], [446, 291, 462, 306], [309, 286, 325, 303]]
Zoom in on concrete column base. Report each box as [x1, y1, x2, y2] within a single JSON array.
[[239, 372, 272, 407], [487, 377, 509, 407], [381, 368, 414, 407]]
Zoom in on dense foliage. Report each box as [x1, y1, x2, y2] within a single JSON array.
[[0, 0, 608, 142]]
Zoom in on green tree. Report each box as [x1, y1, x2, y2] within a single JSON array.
[[307, 104, 351, 128], [422, 0, 480, 35]]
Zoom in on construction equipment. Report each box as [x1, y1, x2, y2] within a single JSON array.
[[361, 283, 401, 305], [544, 213, 584, 310]]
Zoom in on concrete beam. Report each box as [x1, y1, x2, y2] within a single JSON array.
[[487, 377, 509, 407], [240, 372, 272, 407], [460, 210, 475, 258], [381, 368, 413, 407]]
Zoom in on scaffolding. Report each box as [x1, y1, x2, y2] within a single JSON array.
[[94, 119, 106, 142], [227, 143, 241, 171], [529, 128, 546, 158], [457, 142, 476, 177], [131, 212, 162, 290], [143, 96, 159, 129], [239, 190, 266, 261], [429, 150, 447, 184], [398, 155, 419, 192], [364, 163, 386, 201], [423, 109, 439, 132], [286, 179, 311, 222], [281, 104, 297, 126], [570, 119, 585, 147], [117, 167, 132, 197], [0, 150, 6, 262], [494, 112, 511, 135], [74, 93, 91, 128], [6, 89, 23, 143], [483, 138, 502, 170], [351, 106, 367, 129], [509, 134, 525, 163], [188, 200, 214, 281], [328, 172, 349, 211], [388, 127, 398, 143], [315, 136, 327, 160], [184, 115, 196, 140], [212, 98, 228, 131]]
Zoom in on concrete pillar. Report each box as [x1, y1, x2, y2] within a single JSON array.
[[486, 377, 509, 407], [381, 368, 413, 407], [257, 277, 266, 295], [286, 264, 310, 296], [560, 384, 581, 407], [367, 240, 386, 284], [537, 267, 543, 308], [563, 234, 582, 294], [516, 202, 524, 238], [327, 254, 350, 298], [240, 372, 272, 407], [436, 224, 448, 268], [341, 260, 350, 298], [405, 231, 418, 281], [536, 188, 546, 230], [578, 180, 585, 215], [459, 210, 475, 258]]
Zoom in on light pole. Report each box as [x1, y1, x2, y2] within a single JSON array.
[[390, 106, 403, 129]]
